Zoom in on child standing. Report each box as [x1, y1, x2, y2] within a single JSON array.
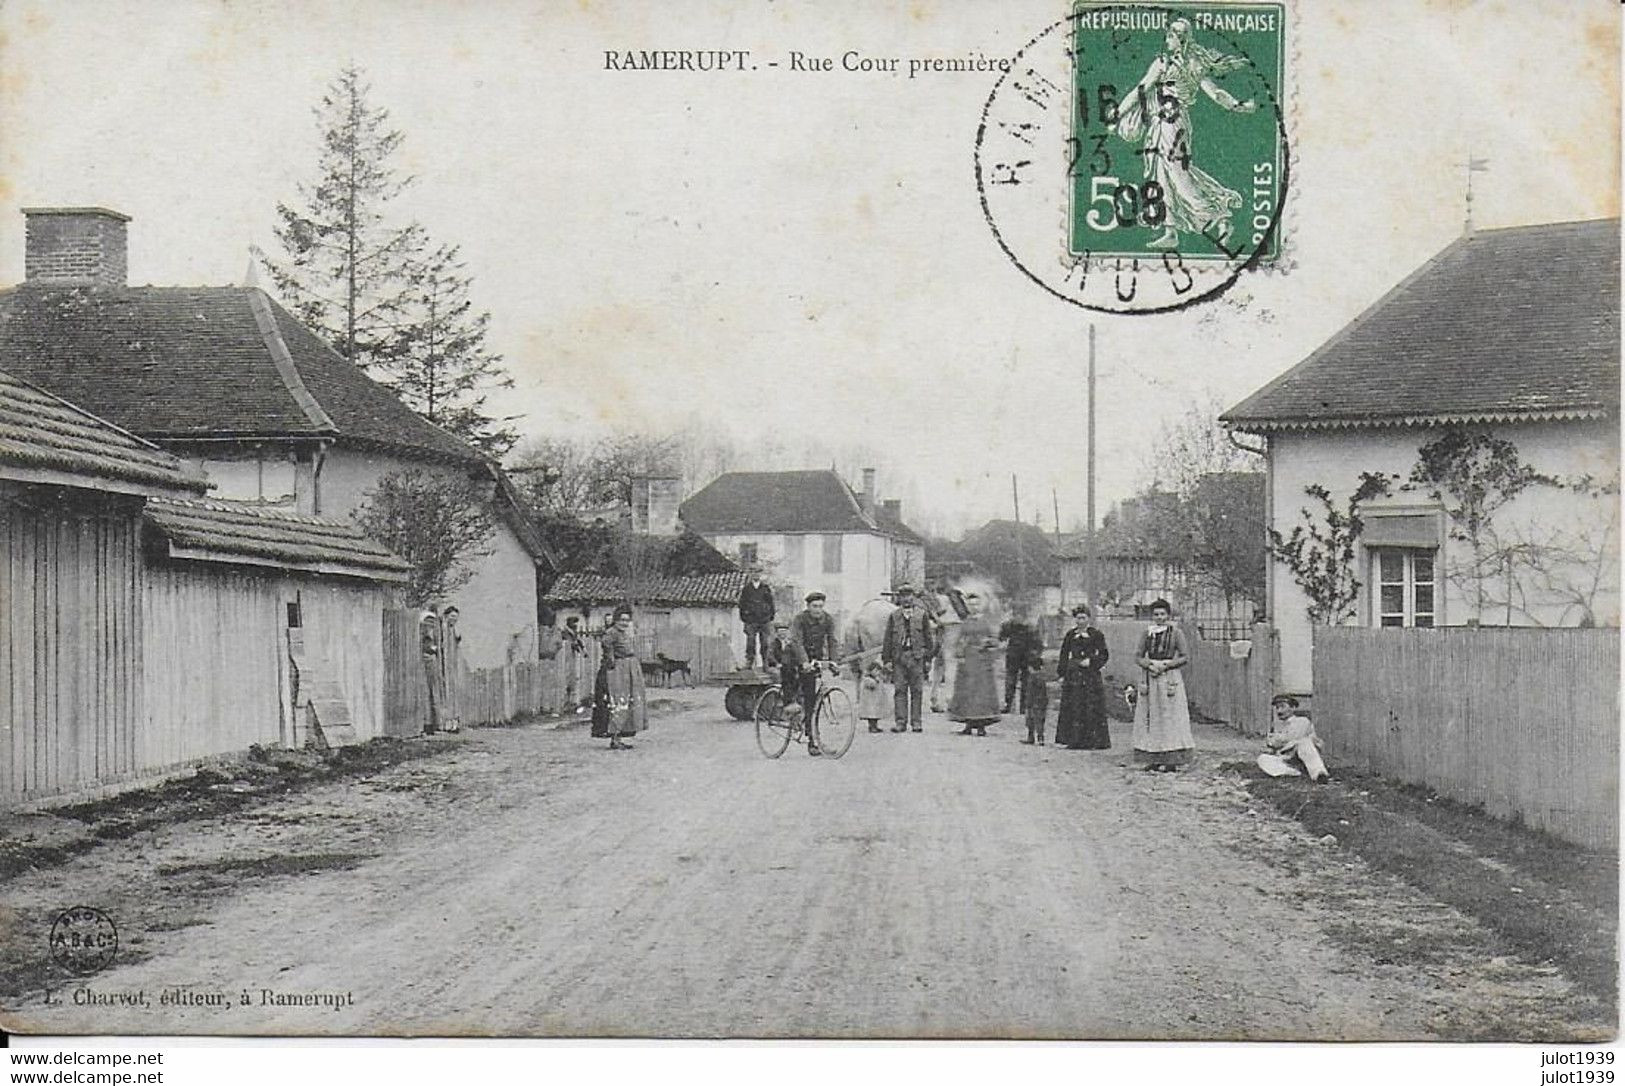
[[856, 658, 888, 734], [1022, 653, 1051, 745]]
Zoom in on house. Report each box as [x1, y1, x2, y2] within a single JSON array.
[[544, 570, 747, 665], [1223, 219, 1621, 694], [678, 468, 925, 624], [1, 367, 410, 807], [0, 206, 553, 670]]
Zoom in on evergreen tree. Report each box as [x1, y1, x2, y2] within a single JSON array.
[[261, 66, 423, 375], [392, 243, 519, 458], [263, 67, 520, 457]]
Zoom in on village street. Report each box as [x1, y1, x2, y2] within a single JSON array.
[[1, 688, 1609, 1041]]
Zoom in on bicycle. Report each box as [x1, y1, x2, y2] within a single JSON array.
[[753, 661, 856, 759]]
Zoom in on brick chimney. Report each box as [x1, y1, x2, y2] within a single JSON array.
[[22, 207, 130, 286], [859, 467, 877, 516], [882, 498, 901, 520]]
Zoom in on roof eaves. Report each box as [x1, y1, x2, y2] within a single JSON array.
[[1228, 406, 1614, 434], [1221, 234, 1473, 425]]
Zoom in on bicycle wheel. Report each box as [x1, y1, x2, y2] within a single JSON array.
[[815, 685, 857, 759], [754, 686, 793, 759]]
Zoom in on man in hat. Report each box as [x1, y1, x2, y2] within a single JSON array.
[[738, 566, 776, 670], [788, 592, 838, 755], [1259, 695, 1331, 782], [883, 585, 934, 733]]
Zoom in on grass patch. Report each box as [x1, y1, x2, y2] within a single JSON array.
[[1235, 761, 1617, 1006]]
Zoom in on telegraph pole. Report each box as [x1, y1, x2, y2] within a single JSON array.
[[1085, 324, 1098, 608]]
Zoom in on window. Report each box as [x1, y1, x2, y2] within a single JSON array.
[[822, 534, 843, 574], [782, 535, 805, 574], [737, 542, 758, 566], [1373, 549, 1436, 628]]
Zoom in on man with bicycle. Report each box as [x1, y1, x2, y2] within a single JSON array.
[[788, 591, 839, 756]]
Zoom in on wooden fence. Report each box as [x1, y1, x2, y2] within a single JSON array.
[[1313, 626, 1619, 850], [1091, 619, 1275, 734], [380, 615, 732, 733]]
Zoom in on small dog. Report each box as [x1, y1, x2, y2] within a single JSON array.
[[1123, 683, 1140, 715], [654, 652, 693, 686]]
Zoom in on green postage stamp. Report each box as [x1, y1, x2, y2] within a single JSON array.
[[976, 2, 1290, 312], [1069, 3, 1285, 263]]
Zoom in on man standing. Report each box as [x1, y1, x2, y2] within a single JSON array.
[[883, 586, 934, 733], [999, 605, 1041, 714], [562, 616, 587, 711], [738, 566, 776, 670]]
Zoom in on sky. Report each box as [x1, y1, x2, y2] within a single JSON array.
[[0, 0, 1617, 536]]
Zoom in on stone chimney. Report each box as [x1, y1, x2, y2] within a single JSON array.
[[858, 467, 877, 516], [631, 475, 683, 535], [882, 498, 901, 521], [22, 207, 130, 286]]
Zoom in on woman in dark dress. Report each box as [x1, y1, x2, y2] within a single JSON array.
[[1055, 604, 1111, 749]]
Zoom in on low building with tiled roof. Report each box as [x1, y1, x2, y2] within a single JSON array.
[[1223, 219, 1620, 694], [543, 570, 749, 672], [0, 366, 206, 498], [680, 467, 927, 623], [0, 206, 551, 668], [2, 370, 412, 807]]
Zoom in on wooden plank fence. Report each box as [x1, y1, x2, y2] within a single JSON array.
[[1093, 619, 1275, 734], [381, 614, 731, 733], [1313, 626, 1619, 850]]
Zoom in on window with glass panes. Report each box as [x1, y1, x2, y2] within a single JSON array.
[[1372, 549, 1436, 627], [782, 535, 804, 574]]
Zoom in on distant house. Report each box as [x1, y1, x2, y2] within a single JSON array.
[[544, 570, 748, 661], [0, 367, 409, 807], [679, 468, 926, 624], [1223, 219, 1621, 694], [1055, 477, 1263, 635], [0, 206, 553, 670]]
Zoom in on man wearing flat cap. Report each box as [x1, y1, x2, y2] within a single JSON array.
[[789, 592, 839, 748], [883, 585, 934, 733]]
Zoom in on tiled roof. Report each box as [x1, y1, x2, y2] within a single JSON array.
[[1223, 220, 1621, 431], [543, 570, 746, 606], [0, 284, 486, 464], [875, 503, 927, 546], [144, 497, 412, 582], [0, 367, 205, 496], [680, 470, 879, 534]]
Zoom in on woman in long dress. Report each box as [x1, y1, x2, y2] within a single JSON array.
[[949, 591, 1002, 736], [1114, 17, 1257, 251], [1055, 604, 1111, 750], [592, 605, 647, 751], [1132, 598, 1195, 770]]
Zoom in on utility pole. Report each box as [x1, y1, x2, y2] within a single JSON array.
[[1012, 473, 1026, 597], [1085, 324, 1098, 608]]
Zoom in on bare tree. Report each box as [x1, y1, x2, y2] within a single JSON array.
[[352, 469, 495, 607]]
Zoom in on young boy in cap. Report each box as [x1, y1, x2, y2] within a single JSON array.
[[1022, 649, 1051, 745]]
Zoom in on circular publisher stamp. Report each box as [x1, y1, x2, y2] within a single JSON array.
[[49, 906, 119, 976], [976, 2, 1290, 314]]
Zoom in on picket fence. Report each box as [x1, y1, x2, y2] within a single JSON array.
[[1313, 626, 1619, 850], [381, 611, 734, 733]]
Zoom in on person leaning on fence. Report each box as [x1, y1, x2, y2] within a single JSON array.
[[1258, 695, 1330, 782]]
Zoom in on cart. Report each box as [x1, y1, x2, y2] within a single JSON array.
[[719, 667, 776, 720]]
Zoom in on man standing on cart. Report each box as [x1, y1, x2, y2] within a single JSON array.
[[789, 591, 840, 755], [738, 565, 776, 670]]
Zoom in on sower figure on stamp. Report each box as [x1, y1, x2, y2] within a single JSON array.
[[1113, 17, 1257, 251], [882, 585, 934, 734], [738, 566, 775, 670]]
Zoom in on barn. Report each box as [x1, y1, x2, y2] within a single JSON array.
[[0, 367, 411, 808]]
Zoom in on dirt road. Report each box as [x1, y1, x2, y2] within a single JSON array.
[[1, 688, 1609, 1039]]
